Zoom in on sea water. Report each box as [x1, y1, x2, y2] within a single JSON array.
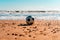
[[0, 12, 60, 20]]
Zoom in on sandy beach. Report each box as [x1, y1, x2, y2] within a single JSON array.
[[0, 20, 60, 40]]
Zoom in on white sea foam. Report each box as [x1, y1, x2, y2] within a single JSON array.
[[0, 13, 60, 20]]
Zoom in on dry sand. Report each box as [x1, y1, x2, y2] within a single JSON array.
[[0, 20, 60, 40]]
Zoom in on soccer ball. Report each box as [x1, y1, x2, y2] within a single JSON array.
[[26, 16, 34, 25]]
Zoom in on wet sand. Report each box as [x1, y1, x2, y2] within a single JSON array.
[[0, 20, 60, 40]]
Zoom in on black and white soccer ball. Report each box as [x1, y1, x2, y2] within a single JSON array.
[[26, 16, 34, 25]]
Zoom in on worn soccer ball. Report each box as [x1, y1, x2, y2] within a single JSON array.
[[26, 16, 34, 25]]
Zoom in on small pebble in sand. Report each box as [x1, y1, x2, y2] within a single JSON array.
[[27, 29, 30, 30], [33, 36, 36, 38], [12, 23, 15, 25], [7, 33, 10, 35], [28, 35, 31, 37], [29, 30, 32, 33], [53, 31, 56, 33], [19, 34, 24, 37], [43, 33, 47, 36], [15, 37, 17, 39], [40, 31, 43, 33], [12, 33, 14, 35], [27, 29, 32, 33], [15, 33, 18, 36], [40, 31, 43, 34]]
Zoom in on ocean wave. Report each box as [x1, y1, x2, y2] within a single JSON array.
[[0, 13, 60, 20]]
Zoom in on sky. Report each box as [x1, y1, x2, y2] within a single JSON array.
[[0, 0, 60, 10]]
